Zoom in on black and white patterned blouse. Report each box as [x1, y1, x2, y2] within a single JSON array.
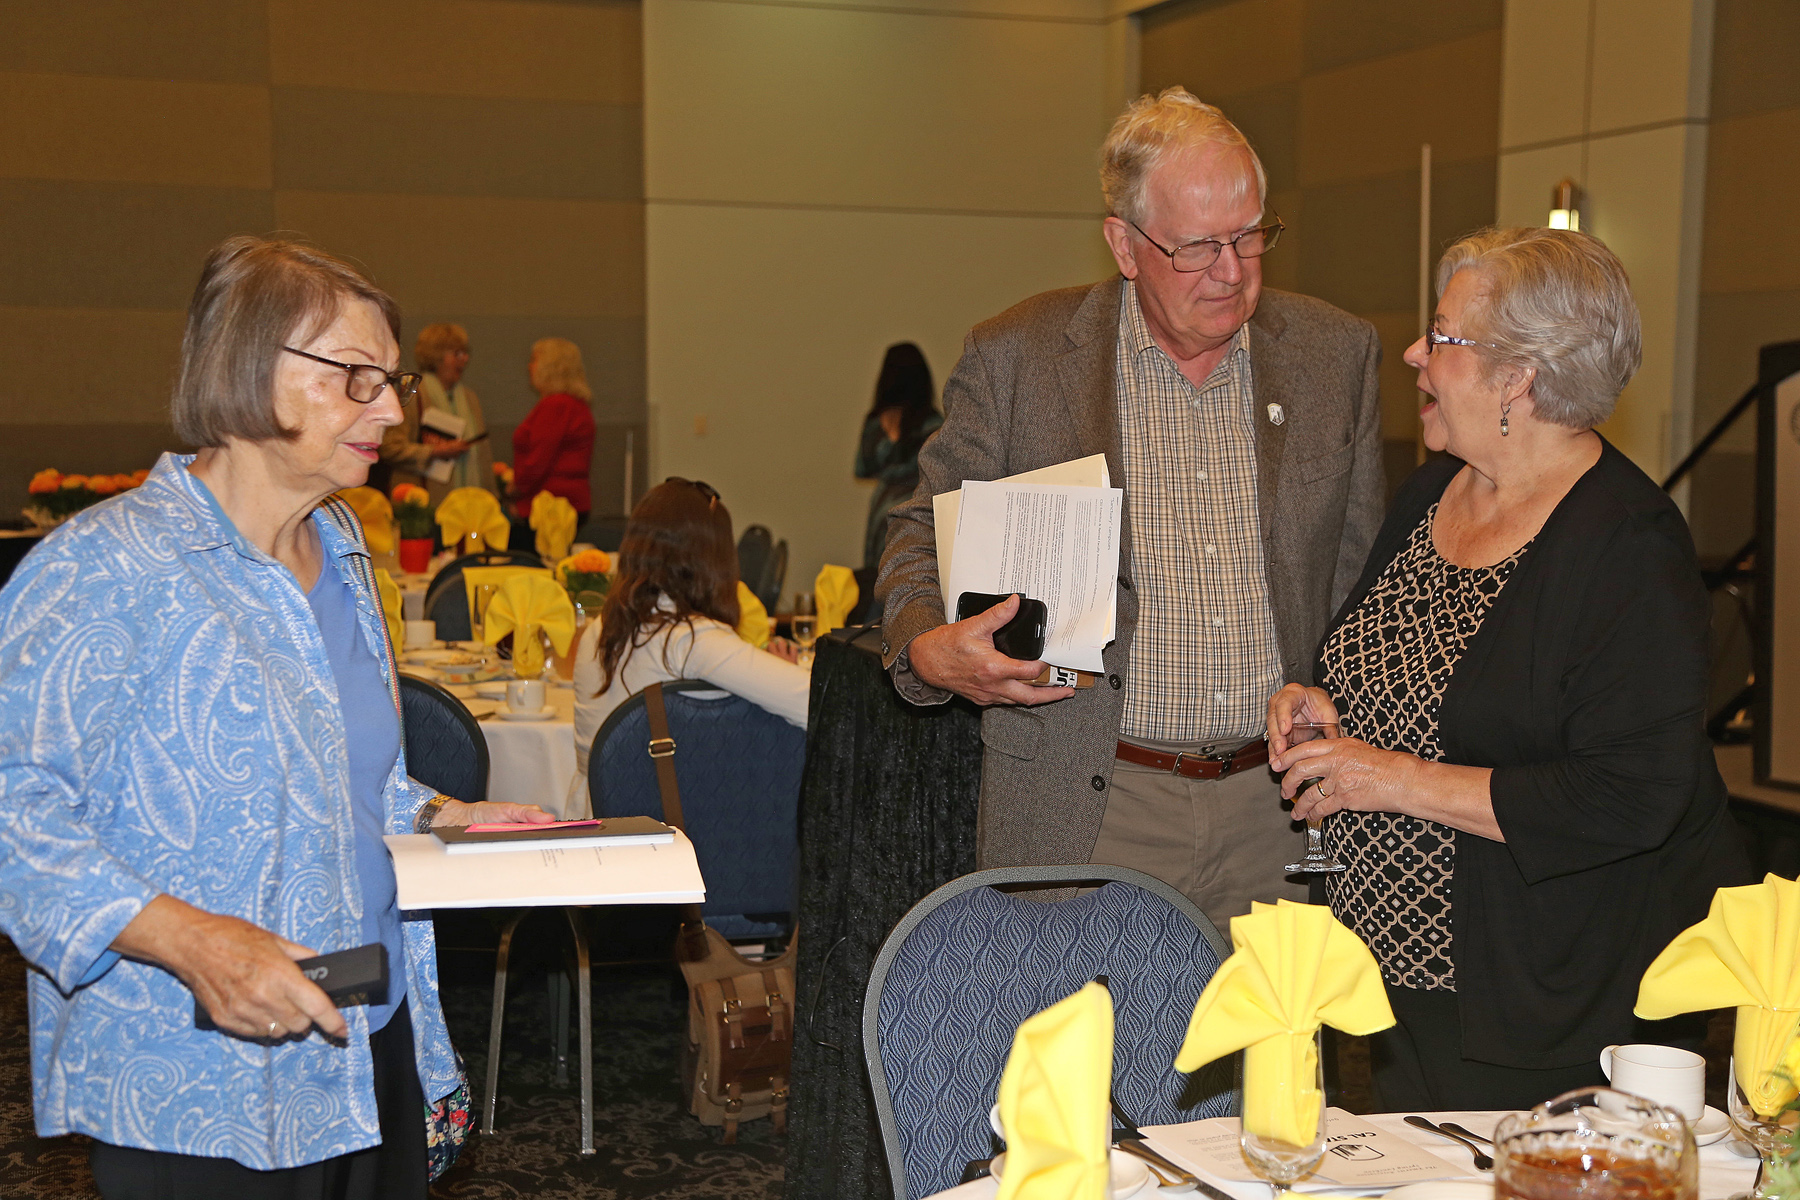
[[1318, 504, 1531, 991]]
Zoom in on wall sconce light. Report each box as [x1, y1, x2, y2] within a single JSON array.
[[1549, 178, 1582, 230]]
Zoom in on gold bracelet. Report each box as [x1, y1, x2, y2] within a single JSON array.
[[414, 794, 452, 834]]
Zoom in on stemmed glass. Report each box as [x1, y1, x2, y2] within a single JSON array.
[[1240, 1045, 1327, 1197], [1283, 722, 1347, 874], [472, 583, 498, 644], [791, 592, 818, 668], [1727, 1057, 1799, 1200]]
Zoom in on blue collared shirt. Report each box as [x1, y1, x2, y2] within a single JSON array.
[[0, 454, 459, 1169]]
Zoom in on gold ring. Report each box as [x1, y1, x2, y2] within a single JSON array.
[[1314, 780, 1331, 801]]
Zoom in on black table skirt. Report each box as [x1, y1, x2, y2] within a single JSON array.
[[784, 626, 983, 1199]]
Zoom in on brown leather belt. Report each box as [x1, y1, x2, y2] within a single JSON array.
[[1114, 738, 1270, 780]]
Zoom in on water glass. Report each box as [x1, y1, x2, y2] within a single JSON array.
[[1726, 1058, 1799, 1200], [1240, 1047, 1327, 1196], [473, 583, 498, 642], [791, 592, 818, 667]]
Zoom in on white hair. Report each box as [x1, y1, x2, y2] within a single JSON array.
[[1100, 87, 1268, 225]]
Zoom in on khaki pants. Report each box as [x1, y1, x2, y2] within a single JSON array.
[[1089, 738, 1307, 938]]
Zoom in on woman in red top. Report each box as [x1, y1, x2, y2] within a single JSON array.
[[512, 336, 596, 520]]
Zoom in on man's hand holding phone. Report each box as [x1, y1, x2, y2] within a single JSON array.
[[905, 593, 1074, 707]]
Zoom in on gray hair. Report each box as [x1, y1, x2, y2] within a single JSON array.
[[172, 236, 400, 447], [1436, 227, 1642, 430], [1100, 87, 1267, 225]]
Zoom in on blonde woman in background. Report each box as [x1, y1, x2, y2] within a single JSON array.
[[511, 336, 596, 523], [376, 322, 490, 501]]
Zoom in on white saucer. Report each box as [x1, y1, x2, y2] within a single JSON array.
[[496, 707, 556, 721], [990, 1149, 1150, 1198], [1692, 1105, 1731, 1146]]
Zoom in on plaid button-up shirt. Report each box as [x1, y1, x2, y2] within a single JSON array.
[[1116, 281, 1284, 743]]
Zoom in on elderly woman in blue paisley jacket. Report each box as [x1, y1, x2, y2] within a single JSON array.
[[0, 237, 549, 1200]]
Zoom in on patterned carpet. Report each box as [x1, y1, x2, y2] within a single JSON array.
[[0, 909, 785, 1199]]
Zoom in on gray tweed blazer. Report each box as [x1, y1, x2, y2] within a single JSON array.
[[876, 276, 1386, 869]]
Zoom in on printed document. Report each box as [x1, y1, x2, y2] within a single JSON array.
[[1141, 1108, 1465, 1193], [384, 831, 704, 909]]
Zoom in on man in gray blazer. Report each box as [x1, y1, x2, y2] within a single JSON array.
[[876, 88, 1385, 931]]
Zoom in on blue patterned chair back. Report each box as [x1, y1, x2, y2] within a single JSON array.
[[590, 679, 803, 938], [421, 551, 546, 641], [863, 865, 1236, 1200], [398, 673, 490, 804]]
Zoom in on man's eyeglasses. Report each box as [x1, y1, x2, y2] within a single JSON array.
[[1423, 322, 1497, 356], [1131, 216, 1285, 273], [666, 476, 720, 508], [282, 347, 421, 406]]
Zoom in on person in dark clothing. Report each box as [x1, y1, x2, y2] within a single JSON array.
[[1266, 226, 1748, 1112], [854, 342, 942, 569]]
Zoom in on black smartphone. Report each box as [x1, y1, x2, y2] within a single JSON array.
[[954, 591, 1048, 660]]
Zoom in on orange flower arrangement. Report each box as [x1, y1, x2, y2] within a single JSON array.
[[557, 549, 613, 602], [23, 466, 150, 527], [391, 483, 436, 539], [492, 461, 515, 493]]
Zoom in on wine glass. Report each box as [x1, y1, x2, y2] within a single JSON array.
[[1282, 722, 1347, 874], [472, 583, 498, 644], [1727, 1057, 1799, 1200], [791, 592, 818, 668], [1240, 1042, 1327, 1197]]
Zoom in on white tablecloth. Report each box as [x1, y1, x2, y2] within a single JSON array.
[[444, 681, 582, 819], [923, 1109, 1761, 1200]]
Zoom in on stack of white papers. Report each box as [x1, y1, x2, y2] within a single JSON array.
[[934, 454, 1121, 672], [383, 831, 705, 909]]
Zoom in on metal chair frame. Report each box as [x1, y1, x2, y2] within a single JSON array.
[[861, 864, 1233, 1200]]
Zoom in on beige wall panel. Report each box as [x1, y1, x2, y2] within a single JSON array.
[[1498, 0, 1590, 146], [1588, 0, 1711, 133], [1710, 0, 1800, 120], [1261, 188, 1301, 293], [1495, 142, 1584, 227], [273, 191, 644, 319], [1302, 0, 1502, 75], [1585, 125, 1703, 476], [0, 179, 276, 310], [1701, 108, 1800, 295], [0, 425, 190, 504], [1364, 309, 1423, 436], [1138, 0, 1303, 100], [406, 314, 647, 427], [648, 203, 1113, 583], [752, 0, 1112, 18], [273, 88, 641, 202], [0, 73, 271, 190], [1693, 287, 1800, 455], [0, 308, 186, 424], [1297, 31, 1501, 187], [0, 0, 268, 85], [644, 0, 1109, 212], [267, 0, 640, 106]]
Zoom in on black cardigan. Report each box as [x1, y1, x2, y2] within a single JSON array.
[[1317, 440, 1749, 1068]]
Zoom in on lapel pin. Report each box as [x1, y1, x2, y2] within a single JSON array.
[[1267, 403, 1285, 426]]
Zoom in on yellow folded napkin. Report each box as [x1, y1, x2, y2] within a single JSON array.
[[530, 491, 578, 564], [736, 581, 771, 648], [337, 486, 395, 556], [995, 981, 1113, 1200], [483, 573, 576, 679], [374, 568, 403, 653], [1175, 900, 1394, 1147], [436, 486, 510, 553], [815, 564, 858, 638], [461, 565, 552, 637], [1636, 874, 1800, 1116]]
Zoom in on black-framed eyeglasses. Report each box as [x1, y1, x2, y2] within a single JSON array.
[[1131, 215, 1284, 272], [665, 476, 719, 508], [282, 346, 420, 406], [1423, 321, 1497, 356]]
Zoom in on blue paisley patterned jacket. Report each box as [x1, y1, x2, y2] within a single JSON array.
[[0, 453, 458, 1169]]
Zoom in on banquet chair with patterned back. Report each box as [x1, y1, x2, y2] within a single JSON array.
[[761, 538, 788, 614], [590, 679, 804, 940], [423, 550, 546, 641], [737, 524, 773, 605], [863, 865, 1237, 1200], [397, 673, 489, 803]]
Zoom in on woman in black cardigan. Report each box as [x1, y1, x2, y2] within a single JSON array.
[[1267, 226, 1747, 1110]]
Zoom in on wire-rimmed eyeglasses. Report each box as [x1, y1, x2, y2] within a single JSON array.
[[1423, 321, 1498, 355], [665, 476, 720, 508], [282, 347, 421, 406], [1130, 216, 1285, 272]]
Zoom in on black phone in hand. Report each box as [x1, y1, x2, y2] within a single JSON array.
[[955, 592, 1047, 660]]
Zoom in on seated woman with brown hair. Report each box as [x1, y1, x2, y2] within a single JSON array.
[[569, 478, 809, 814]]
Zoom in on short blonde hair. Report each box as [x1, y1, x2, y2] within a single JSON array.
[[530, 337, 591, 400], [415, 322, 469, 373], [1100, 87, 1267, 225], [1436, 227, 1642, 430]]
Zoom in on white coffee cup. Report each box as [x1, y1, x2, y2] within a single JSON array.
[[505, 678, 546, 714], [403, 619, 437, 648], [1599, 1043, 1706, 1120]]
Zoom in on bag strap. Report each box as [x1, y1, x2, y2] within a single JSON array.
[[643, 682, 709, 961]]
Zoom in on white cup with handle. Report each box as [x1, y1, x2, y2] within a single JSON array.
[[1599, 1043, 1706, 1120], [505, 678, 546, 715]]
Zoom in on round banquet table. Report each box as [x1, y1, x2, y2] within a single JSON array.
[[921, 1109, 1763, 1200], [439, 678, 583, 819]]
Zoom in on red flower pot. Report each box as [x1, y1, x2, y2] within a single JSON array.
[[398, 537, 434, 575]]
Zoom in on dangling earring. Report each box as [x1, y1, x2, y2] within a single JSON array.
[[1500, 398, 1513, 437]]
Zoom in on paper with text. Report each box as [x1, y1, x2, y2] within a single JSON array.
[[1141, 1108, 1464, 1193], [384, 831, 704, 909], [946, 479, 1121, 672]]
